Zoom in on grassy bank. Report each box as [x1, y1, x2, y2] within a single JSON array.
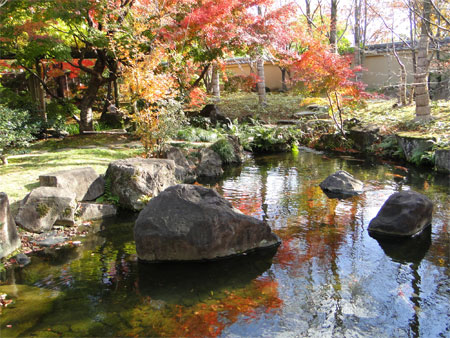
[[217, 93, 450, 147], [0, 134, 143, 207]]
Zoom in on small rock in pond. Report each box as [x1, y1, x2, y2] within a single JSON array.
[[319, 170, 363, 198]]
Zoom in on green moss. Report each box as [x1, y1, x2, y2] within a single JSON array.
[[36, 203, 50, 218], [62, 207, 72, 218]]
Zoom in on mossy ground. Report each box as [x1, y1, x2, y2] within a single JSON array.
[[217, 93, 450, 147]]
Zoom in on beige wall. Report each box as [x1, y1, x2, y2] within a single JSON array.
[[361, 51, 415, 90], [225, 50, 429, 91], [225, 62, 284, 90]]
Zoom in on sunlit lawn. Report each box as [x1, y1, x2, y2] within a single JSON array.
[[0, 134, 143, 209]]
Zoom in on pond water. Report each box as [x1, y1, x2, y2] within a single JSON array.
[[1, 150, 449, 337]]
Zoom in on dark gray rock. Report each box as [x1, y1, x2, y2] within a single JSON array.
[[435, 149, 450, 174], [319, 170, 363, 198], [196, 148, 224, 178], [161, 146, 196, 182], [15, 187, 77, 233], [294, 111, 329, 119], [306, 104, 328, 112], [368, 190, 433, 237], [14, 253, 31, 266], [134, 184, 280, 262], [35, 236, 67, 247], [276, 120, 301, 125], [0, 193, 21, 259], [226, 135, 245, 164], [77, 202, 117, 221], [347, 124, 380, 152], [396, 135, 435, 162], [39, 167, 104, 201], [105, 158, 177, 211]]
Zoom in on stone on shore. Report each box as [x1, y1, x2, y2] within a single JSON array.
[[105, 158, 177, 211], [0, 192, 21, 258], [76, 202, 117, 221], [39, 167, 104, 201], [15, 187, 77, 233], [196, 148, 224, 178]]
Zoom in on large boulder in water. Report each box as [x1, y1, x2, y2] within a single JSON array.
[[105, 158, 177, 211], [319, 170, 363, 198], [39, 167, 104, 201], [0, 193, 21, 258], [134, 184, 280, 262], [15, 187, 77, 233], [368, 190, 433, 237]]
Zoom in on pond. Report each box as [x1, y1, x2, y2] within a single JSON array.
[[1, 150, 449, 337]]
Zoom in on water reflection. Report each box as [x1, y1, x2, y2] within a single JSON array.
[[137, 248, 278, 304], [371, 226, 432, 265], [1, 151, 449, 337]]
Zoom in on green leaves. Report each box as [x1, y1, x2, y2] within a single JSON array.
[[0, 105, 39, 158]]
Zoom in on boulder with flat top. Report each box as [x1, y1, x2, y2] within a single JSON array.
[[134, 184, 280, 262], [105, 158, 177, 211], [39, 167, 104, 201]]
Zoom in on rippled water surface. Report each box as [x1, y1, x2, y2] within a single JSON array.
[[1, 151, 449, 337]]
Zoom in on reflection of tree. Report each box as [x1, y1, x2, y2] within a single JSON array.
[[120, 277, 282, 337]]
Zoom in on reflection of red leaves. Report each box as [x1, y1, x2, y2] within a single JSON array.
[[167, 277, 281, 338]]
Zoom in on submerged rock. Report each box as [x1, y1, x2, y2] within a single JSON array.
[[15, 187, 77, 233], [368, 190, 433, 237], [134, 184, 280, 262], [0, 193, 21, 259], [105, 158, 177, 211], [39, 167, 104, 201], [319, 170, 363, 198]]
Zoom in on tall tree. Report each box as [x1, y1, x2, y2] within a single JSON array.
[[329, 0, 338, 53], [414, 0, 432, 120]]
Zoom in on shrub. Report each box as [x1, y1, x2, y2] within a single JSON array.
[[0, 105, 39, 164], [210, 138, 235, 164], [239, 124, 304, 153]]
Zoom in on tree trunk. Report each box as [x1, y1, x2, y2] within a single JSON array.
[[281, 67, 288, 92], [414, 0, 432, 121], [393, 47, 407, 106], [329, 0, 338, 53], [354, 0, 362, 81], [79, 57, 107, 133], [305, 0, 312, 30], [211, 62, 220, 102], [257, 57, 266, 106], [409, 0, 417, 102]]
